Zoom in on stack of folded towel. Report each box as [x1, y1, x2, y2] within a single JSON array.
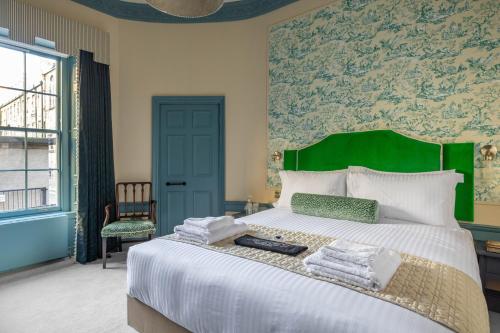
[[174, 216, 248, 244], [303, 239, 401, 291]]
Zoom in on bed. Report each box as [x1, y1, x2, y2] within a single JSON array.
[[127, 130, 485, 333]]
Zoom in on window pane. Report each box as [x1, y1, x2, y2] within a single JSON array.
[[0, 45, 62, 215], [27, 170, 58, 208], [0, 130, 25, 170], [26, 53, 57, 94], [0, 171, 26, 212], [27, 132, 58, 169], [0, 88, 25, 128], [26, 92, 57, 130], [0, 46, 24, 89]]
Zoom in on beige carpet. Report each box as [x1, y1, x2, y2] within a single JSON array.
[[1, 245, 500, 333], [0, 246, 136, 333]]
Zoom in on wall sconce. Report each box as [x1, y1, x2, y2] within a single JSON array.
[[480, 144, 497, 161], [272, 151, 282, 162]]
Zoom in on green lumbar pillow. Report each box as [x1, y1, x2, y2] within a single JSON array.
[[291, 193, 379, 224]]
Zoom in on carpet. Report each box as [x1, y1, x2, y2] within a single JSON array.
[[0, 245, 136, 333]]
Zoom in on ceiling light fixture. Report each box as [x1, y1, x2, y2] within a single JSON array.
[[145, 0, 224, 18]]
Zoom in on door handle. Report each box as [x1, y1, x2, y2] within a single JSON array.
[[166, 181, 187, 186]]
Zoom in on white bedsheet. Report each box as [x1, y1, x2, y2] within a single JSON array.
[[127, 208, 481, 333]]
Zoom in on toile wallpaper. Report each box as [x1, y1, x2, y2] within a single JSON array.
[[268, 0, 499, 202]]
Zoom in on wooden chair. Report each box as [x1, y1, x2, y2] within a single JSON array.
[[101, 182, 156, 268]]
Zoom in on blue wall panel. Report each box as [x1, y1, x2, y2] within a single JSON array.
[[0, 213, 71, 272]]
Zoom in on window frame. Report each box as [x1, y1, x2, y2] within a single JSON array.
[[0, 42, 72, 219]]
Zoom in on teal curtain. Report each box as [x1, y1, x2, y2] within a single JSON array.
[[77, 50, 116, 263]]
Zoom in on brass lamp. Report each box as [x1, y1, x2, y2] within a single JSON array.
[[272, 151, 282, 162], [480, 144, 497, 161]]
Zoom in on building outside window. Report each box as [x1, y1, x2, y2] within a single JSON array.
[[0, 44, 63, 215]]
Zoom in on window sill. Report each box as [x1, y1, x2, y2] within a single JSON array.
[[0, 211, 75, 226]]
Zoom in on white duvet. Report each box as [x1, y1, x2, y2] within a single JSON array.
[[127, 208, 481, 333]]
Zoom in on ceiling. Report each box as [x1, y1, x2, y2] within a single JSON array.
[[71, 0, 298, 23], [120, 0, 240, 3]]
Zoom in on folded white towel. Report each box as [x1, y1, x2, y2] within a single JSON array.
[[184, 216, 235, 232], [174, 222, 248, 244], [174, 230, 204, 243], [320, 239, 384, 266], [304, 248, 401, 291], [304, 239, 401, 291], [328, 239, 383, 253], [305, 263, 377, 290], [304, 252, 376, 280]]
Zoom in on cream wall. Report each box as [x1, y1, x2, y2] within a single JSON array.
[[22, 0, 499, 225], [114, 0, 333, 203]]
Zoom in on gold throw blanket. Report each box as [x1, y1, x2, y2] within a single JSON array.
[[164, 224, 489, 333]]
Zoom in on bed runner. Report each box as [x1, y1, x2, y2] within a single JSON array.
[[162, 224, 489, 333]]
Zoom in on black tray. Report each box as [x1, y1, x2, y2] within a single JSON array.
[[234, 234, 308, 256]]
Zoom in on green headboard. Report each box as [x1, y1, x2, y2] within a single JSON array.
[[283, 130, 474, 222]]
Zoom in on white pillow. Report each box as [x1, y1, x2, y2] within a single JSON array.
[[346, 166, 463, 228], [276, 170, 347, 208]]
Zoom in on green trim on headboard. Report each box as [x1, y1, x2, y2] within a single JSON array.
[[283, 150, 298, 171], [283, 130, 474, 222], [443, 143, 474, 222]]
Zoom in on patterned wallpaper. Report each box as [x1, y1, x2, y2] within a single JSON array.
[[268, 0, 499, 202]]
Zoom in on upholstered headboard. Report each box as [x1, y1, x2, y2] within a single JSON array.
[[283, 130, 474, 222]]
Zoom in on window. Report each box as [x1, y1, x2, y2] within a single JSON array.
[[0, 44, 65, 216]]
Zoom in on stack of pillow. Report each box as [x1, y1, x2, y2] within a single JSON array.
[[275, 166, 464, 228]]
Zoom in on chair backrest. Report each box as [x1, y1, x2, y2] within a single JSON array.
[[115, 182, 153, 220]]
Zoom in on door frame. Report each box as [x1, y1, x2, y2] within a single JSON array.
[[152, 96, 225, 235]]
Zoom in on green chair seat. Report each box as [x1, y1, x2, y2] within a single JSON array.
[[101, 219, 156, 238]]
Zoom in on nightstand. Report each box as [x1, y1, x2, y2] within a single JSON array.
[[475, 241, 500, 312]]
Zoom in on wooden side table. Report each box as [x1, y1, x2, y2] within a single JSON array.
[[475, 241, 500, 312]]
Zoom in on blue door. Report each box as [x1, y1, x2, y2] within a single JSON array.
[[153, 97, 225, 235]]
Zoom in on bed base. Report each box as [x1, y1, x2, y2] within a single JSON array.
[[127, 295, 190, 333]]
